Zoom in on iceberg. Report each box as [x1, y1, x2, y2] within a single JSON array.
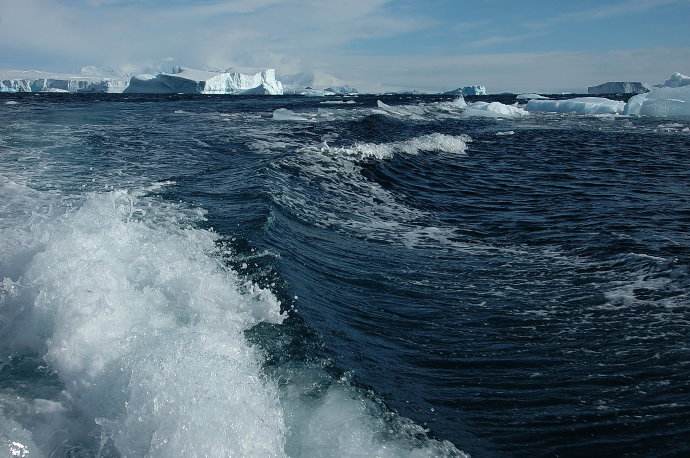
[[0, 69, 128, 93], [656, 72, 690, 88], [587, 82, 649, 95], [444, 85, 487, 96], [526, 97, 625, 115], [624, 85, 690, 119], [124, 67, 283, 95]]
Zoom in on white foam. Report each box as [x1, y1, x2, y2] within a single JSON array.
[[319, 133, 471, 160], [496, 131, 515, 136], [0, 179, 467, 456], [4, 101, 19, 105], [527, 97, 625, 115], [1, 185, 286, 456]]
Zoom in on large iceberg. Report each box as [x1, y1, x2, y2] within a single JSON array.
[[587, 82, 649, 95], [656, 72, 690, 88], [444, 85, 487, 96], [624, 85, 690, 118], [526, 97, 626, 115], [124, 67, 283, 95], [0, 69, 128, 93]]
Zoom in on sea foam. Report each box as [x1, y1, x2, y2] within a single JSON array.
[[319, 133, 472, 159], [0, 179, 465, 457]]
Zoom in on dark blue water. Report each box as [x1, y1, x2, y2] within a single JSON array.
[[1, 93, 690, 457]]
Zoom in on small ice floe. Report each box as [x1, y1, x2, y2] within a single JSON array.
[[495, 131, 515, 136], [272, 108, 314, 121]]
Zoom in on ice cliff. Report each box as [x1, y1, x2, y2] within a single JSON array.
[[124, 67, 283, 95]]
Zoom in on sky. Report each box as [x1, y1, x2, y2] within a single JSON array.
[[1, 0, 689, 92]]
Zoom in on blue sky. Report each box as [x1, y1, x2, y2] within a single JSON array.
[[1, 0, 689, 92]]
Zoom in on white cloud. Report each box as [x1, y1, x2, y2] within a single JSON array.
[[0, 0, 688, 92]]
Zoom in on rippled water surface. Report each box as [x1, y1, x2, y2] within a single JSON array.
[[1, 93, 690, 457]]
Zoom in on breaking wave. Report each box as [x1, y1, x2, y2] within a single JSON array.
[[0, 178, 465, 457]]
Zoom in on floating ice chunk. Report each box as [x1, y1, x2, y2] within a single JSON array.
[[272, 108, 313, 121], [4, 100, 19, 105], [319, 100, 356, 105], [527, 97, 625, 115], [496, 130, 515, 136], [625, 86, 690, 119], [516, 93, 548, 100], [462, 101, 529, 118]]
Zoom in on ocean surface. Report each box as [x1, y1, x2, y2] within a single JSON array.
[[1, 93, 689, 457]]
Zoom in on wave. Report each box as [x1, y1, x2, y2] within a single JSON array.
[[0, 179, 465, 457], [317, 133, 471, 160]]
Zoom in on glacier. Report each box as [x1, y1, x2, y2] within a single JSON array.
[[0, 69, 128, 93], [587, 82, 649, 95], [124, 67, 283, 95], [526, 97, 626, 115]]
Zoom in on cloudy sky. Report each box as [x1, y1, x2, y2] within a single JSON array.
[[1, 0, 689, 92]]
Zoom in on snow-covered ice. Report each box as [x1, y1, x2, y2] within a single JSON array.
[[527, 97, 625, 115]]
